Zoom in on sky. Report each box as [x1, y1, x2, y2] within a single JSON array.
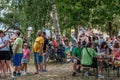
[[0, 23, 6, 30], [0, 0, 12, 30]]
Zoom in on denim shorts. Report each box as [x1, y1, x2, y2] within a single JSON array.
[[72, 57, 81, 65], [13, 53, 23, 66], [34, 52, 43, 64], [38, 55, 43, 64], [21, 58, 29, 63], [34, 52, 38, 63]]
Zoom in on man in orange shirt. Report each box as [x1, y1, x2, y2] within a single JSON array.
[[33, 30, 44, 74]]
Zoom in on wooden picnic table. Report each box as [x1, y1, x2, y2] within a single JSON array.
[[112, 61, 120, 78], [106, 60, 120, 78], [97, 57, 110, 78], [97, 57, 110, 61]]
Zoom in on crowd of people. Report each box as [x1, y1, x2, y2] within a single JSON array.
[[0, 29, 120, 79], [0, 30, 50, 79], [71, 31, 120, 79]]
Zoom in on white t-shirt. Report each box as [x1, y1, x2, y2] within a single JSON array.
[[0, 38, 3, 47], [0, 35, 10, 51]]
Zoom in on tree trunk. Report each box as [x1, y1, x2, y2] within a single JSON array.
[[51, 0, 61, 44], [108, 22, 112, 37], [76, 26, 79, 42], [74, 25, 80, 42], [74, 27, 77, 40]]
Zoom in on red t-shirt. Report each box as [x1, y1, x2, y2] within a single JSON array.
[[53, 39, 57, 48]]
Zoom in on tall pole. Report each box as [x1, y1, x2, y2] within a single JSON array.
[[51, 0, 61, 44]]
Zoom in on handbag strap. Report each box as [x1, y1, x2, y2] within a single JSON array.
[[86, 48, 92, 59]]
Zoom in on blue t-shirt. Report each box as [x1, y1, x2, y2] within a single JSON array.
[[65, 46, 70, 54]]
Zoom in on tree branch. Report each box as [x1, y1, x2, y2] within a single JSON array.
[[0, 18, 23, 33]]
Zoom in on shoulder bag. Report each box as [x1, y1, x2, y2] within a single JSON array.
[[86, 48, 98, 68]]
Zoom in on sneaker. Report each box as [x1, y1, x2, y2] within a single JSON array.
[[72, 72, 76, 76], [44, 69, 48, 72], [98, 74, 104, 78], [21, 71, 24, 75], [13, 72, 16, 76], [11, 75, 15, 78], [23, 72, 27, 75], [16, 73, 21, 77], [42, 69, 48, 72], [21, 72, 27, 76], [42, 70, 44, 72]]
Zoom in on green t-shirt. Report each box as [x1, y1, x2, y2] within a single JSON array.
[[12, 37, 23, 54], [73, 47, 83, 59], [81, 48, 97, 65]]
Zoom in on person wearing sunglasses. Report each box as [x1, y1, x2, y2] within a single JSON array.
[[21, 43, 30, 75]]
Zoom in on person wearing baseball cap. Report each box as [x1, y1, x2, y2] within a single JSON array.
[[72, 41, 84, 76], [12, 30, 23, 76]]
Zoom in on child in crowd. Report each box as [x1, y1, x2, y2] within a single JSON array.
[[112, 42, 120, 60], [21, 43, 31, 75]]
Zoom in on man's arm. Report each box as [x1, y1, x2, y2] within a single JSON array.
[[13, 38, 21, 55], [73, 55, 81, 61], [45, 39, 49, 53], [0, 40, 9, 49], [39, 43, 44, 54], [13, 44, 19, 55], [46, 44, 49, 52]]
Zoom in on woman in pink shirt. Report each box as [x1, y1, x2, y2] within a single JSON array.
[[21, 43, 31, 75], [113, 42, 120, 60]]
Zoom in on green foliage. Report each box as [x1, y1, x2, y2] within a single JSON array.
[[55, 0, 120, 36], [1, 0, 120, 38], [0, 0, 51, 38]]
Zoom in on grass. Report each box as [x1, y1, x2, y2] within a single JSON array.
[[4, 60, 120, 80]]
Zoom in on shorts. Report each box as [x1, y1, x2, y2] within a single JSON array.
[[13, 53, 23, 66], [77, 60, 81, 65], [34, 52, 38, 63], [72, 57, 81, 65], [0, 51, 11, 60], [43, 53, 48, 63], [34, 52, 43, 64], [81, 65, 91, 67], [38, 55, 43, 64], [21, 58, 29, 63]]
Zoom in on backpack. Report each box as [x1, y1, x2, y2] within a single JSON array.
[[86, 48, 98, 68], [57, 46, 65, 58]]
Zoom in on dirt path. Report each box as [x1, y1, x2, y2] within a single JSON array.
[[15, 62, 75, 80], [5, 61, 120, 80]]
